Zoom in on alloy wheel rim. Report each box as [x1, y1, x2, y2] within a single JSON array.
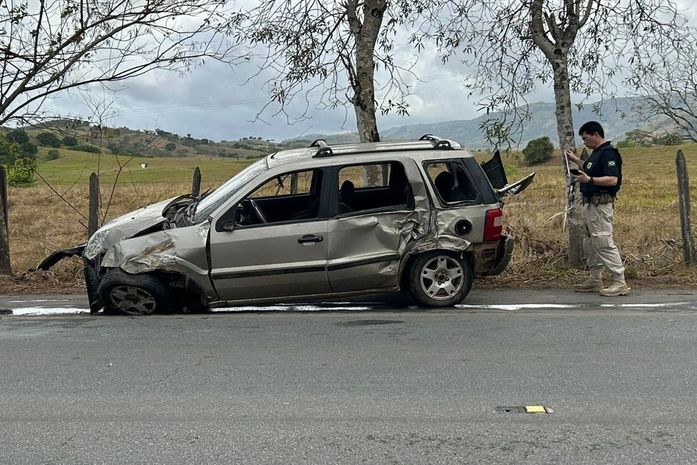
[[110, 285, 157, 315], [419, 256, 464, 301]]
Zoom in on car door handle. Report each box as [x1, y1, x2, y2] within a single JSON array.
[[298, 234, 323, 244]]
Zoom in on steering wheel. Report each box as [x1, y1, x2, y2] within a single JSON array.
[[247, 198, 267, 224]]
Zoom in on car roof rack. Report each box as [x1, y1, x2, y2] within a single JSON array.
[[310, 134, 461, 158], [309, 139, 333, 157]]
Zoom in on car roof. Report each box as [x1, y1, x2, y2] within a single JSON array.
[[265, 135, 475, 170]]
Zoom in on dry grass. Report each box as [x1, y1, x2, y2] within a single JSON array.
[[2, 144, 697, 293], [493, 143, 697, 288]]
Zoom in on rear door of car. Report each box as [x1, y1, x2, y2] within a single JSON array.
[[208, 168, 332, 301], [326, 159, 418, 293]]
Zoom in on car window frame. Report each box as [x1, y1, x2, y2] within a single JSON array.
[[215, 166, 331, 231], [331, 160, 416, 218], [423, 158, 483, 206]]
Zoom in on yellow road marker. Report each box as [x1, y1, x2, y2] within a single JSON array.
[[525, 405, 547, 414]]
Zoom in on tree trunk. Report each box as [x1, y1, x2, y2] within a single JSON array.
[[529, 0, 587, 267], [551, 58, 585, 267], [348, 0, 385, 143]]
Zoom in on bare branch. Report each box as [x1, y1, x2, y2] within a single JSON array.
[[0, 0, 245, 126]]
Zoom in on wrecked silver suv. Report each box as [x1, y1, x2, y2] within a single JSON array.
[[66, 136, 533, 314]]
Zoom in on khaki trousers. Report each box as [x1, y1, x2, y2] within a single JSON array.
[[582, 202, 625, 278]]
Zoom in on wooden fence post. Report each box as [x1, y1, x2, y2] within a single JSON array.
[[192, 166, 201, 198], [88, 173, 100, 239], [676, 150, 695, 264], [0, 166, 11, 274]]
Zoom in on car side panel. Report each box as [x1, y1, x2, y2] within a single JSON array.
[[208, 221, 330, 300], [327, 211, 418, 292]]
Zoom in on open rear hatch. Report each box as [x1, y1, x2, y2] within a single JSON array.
[[481, 150, 535, 198]]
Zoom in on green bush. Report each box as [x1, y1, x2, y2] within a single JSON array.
[[6, 129, 29, 145], [62, 135, 78, 146], [7, 158, 37, 186], [36, 132, 61, 148], [0, 136, 18, 165], [522, 136, 554, 164], [45, 149, 61, 160], [73, 144, 101, 153], [20, 141, 37, 158]]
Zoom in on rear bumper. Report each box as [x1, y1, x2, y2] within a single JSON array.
[[472, 235, 514, 276]]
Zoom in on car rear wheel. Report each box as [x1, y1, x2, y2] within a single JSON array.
[[409, 252, 473, 307], [98, 270, 173, 315]]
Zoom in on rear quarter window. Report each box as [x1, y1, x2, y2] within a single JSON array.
[[423, 158, 498, 205]]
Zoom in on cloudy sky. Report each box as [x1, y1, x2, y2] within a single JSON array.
[[43, 1, 696, 143], [48, 51, 496, 142]]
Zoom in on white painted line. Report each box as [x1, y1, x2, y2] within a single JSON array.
[[212, 305, 372, 312], [4, 301, 696, 316], [599, 302, 690, 308], [456, 304, 576, 311], [10, 307, 90, 316]]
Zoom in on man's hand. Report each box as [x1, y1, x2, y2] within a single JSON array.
[[573, 170, 592, 184], [564, 149, 581, 166]]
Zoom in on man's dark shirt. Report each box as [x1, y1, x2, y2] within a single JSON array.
[[581, 141, 623, 198]]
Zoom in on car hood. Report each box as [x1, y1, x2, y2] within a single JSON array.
[[83, 196, 185, 260]]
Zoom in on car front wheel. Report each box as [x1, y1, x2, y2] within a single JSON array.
[[408, 252, 473, 307], [98, 270, 174, 315]]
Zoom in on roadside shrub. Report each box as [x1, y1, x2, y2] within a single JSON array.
[[522, 136, 554, 164], [7, 158, 37, 186], [36, 132, 61, 148]]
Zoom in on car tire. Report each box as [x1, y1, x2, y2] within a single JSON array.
[[98, 269, 174, 315], [408, 252, 473, 307]]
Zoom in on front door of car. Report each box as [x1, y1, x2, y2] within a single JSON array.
[[208, 168, 331, 301], [327, 161, 417, 293]]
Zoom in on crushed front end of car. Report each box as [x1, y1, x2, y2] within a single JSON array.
[[81, 194, 212, 314]]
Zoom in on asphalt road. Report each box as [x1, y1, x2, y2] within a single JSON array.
[[2, 288, 697, 464]]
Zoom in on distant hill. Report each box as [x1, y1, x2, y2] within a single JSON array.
[[2, 120, 288, 160], [286, 97, 677, 149]]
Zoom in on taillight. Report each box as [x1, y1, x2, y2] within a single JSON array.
[[483, 208, 503, 242]]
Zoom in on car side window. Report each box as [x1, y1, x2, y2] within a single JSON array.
[[337, 161, 414, 215], [218, 169, 323, 229], [426, 161, 478, 204]]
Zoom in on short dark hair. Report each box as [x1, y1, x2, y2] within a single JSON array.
[[579, 121, 604, 138]]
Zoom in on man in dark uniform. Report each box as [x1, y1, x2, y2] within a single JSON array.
[[564, 121, 630, 296]]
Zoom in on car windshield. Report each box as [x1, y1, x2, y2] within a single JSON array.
[[192, 158, 268, 223]]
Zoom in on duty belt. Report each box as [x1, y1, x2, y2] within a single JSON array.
[[583, 192, 615, 206]]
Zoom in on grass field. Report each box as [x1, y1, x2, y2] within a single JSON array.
[[3, 143, 697, 291]]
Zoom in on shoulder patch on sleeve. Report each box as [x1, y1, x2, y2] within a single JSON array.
[[608, 160, 616, 167]]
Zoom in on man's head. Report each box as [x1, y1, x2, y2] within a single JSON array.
[[578, 121, 605, 149]]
